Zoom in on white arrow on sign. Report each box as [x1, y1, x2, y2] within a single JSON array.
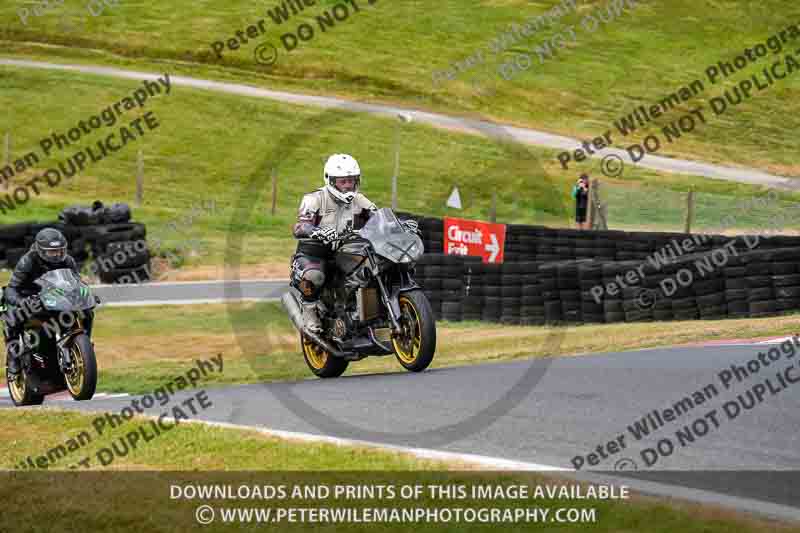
[[485, 233, 500, 263]]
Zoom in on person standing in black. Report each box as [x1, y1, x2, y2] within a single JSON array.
[[572, 174, 590, 230]]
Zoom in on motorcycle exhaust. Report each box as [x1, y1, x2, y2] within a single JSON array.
[[281, 289, 305, 333], [281, 289, 346, 357]]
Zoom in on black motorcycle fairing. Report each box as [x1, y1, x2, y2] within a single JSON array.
[[386, 270, 421, 319], [6, 268, 98, 400], [35, 269, 97, 312]]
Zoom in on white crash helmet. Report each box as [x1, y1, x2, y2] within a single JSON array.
[[323, 153, 361, 204]]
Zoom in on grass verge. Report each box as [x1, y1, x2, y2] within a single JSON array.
[[0, 67, 797, 278], [0, 409, 797, 532], [1, 1, 799, 175]]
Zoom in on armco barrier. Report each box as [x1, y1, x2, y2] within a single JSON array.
[[399, 212, 800, 324]]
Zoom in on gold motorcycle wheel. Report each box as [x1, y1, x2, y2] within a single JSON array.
[[6, 361, 44, 407], [301, 334, 349, 378], [64, 334, 97, 401], [392, 290, 436, 372]]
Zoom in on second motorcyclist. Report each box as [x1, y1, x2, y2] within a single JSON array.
[[3, 228, 79, 376]]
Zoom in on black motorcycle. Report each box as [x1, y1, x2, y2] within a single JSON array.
[[282, 208, 436, 378], [3, 269, 99, 405]]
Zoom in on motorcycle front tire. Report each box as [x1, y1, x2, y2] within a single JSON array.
[[64, 334, 97, 401], [392, 289, 436, 372]]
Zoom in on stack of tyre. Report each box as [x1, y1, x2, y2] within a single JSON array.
[[615, 232, 653, 261], [477, 262, 502, 323], [439, 255, 467, 321], [723, 254, 749, 319], [588, 231, 617, 261], [772, 248, 800, 314], [88, 225, 150, 284], [599, 262, 625, 323], [0, 222, 87, 268], [648, 271, 674, 322], [694, 259, 727, 320], [559, 261, 585, 323], [578, 262, 604, 323], [495, 262, 521, 324], [534, 228, 559, 262], [573, 230, 597, 260], [413, 254, 442, 319], [540, 263, 561, 323], [659, 256, 694, 321], [520, 262, 545, 325], [504, 225, 534, 262], [416, 254, 482, 322], [59, 202, 150, 284], [417, 216, 444, 254], [741, 248, 800, 318], [459, 256, 483, 321], [396, 212, 800, 325], [553, 231, 576, 261]]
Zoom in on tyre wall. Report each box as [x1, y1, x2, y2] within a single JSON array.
[[400, 212, 800, 324]]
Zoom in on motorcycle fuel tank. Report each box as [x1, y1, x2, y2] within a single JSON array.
[[335, 242, 368, 274]]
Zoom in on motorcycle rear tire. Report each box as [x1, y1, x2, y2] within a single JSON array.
[[301, 334, 349, 378], [65, 334, 97, 401], [393, 290, 436, 372]]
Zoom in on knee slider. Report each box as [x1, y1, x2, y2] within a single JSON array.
[[299, 269, 324, 300], [303, 269, 325, 286]]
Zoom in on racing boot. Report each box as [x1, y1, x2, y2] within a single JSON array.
[[4, 320, 21, 377], [301, 301, 323, 335], [5, 342, 20, 377]]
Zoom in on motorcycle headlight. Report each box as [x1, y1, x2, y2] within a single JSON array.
[[401, 240, 423, 263]]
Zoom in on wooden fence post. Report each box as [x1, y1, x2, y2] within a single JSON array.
[[271, 168, 278, 216], [685, 189, 695, 234], [489, 190, 497, 222], [598, 203, 608, 230], [3, 132, 10, 190], [135, 150, 144, 207], [589, 178, 608, 230]]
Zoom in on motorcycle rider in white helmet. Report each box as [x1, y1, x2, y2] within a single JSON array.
[[291, 153, 418, 334]]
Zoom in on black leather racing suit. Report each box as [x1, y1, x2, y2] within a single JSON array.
[[4, 247, 79, 339]]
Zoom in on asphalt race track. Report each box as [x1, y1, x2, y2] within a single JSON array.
[[91, 279, 287, 305], [3, 336, 798, 519]]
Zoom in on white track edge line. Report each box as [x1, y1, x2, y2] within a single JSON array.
[[179, 419, 799, 523], [90, 279, 288, 288], [4, 404, 797, 522], [98, 298, 279, 306]]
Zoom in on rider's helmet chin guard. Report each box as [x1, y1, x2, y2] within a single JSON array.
[[34, 228, 68, 264], [323, 153, 361, 204]]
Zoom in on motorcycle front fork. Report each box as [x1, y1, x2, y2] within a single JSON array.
[[55, 331, 74, 373]]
